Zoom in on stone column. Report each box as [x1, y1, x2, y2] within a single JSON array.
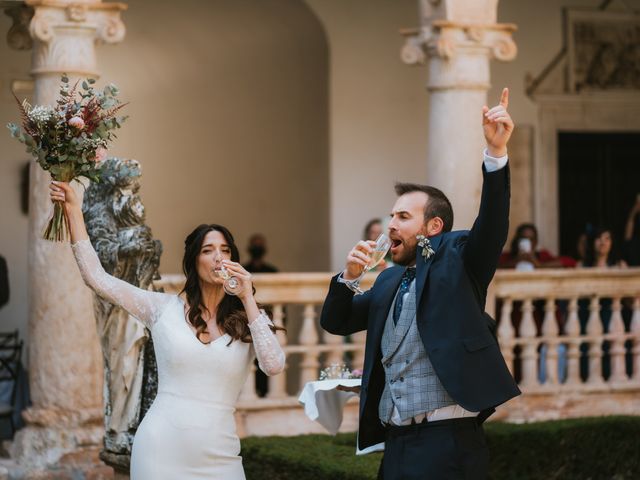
[[4, 0, 126, 468], [401, 0, 516, 228]]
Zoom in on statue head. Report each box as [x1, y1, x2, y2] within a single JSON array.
[[100, 157, 142, 193]]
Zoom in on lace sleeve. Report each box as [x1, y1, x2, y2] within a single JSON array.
[[71, 238, 170, 329], [249, 312, 285, 376]]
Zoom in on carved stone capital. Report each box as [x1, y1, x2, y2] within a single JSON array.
[[23, 0, 127, 76], [401, 21, 517, 65], [67, 3, 88, 22], [4, 4, 34, 50], [98, 13, 125, 44], [399, 27, 429, 65]]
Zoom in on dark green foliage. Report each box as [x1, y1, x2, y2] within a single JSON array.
[[242, 416, 640, 480]]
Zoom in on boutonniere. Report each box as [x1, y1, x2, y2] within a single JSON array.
[[416, 234, 435, 262]]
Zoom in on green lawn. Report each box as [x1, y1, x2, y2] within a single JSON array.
[[242, 416, 640, 480]]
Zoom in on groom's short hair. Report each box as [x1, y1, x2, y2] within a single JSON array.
[[394, 182, 454, 233]]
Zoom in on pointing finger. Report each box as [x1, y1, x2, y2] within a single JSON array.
[[499, 87, 509, 108]]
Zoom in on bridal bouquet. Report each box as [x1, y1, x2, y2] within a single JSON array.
[[7, 75, 127, 242]]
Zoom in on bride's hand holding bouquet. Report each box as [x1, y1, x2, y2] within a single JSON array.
[[48, 181, 88, 245]]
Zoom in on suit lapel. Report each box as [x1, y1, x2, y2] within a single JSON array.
[[415, 234, 444, 307]]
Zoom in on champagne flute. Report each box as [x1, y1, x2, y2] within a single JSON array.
[[213, 252, 241, 296], [345, 234, 392, 295]]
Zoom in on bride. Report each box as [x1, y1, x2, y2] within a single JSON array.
[[50, 181, 285, 479]]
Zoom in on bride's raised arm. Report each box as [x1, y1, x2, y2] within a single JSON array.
[[50, 181, 170, 329]]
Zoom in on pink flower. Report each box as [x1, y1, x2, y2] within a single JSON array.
[[93, 147, 108, 163], [68, 116, 85, 129]]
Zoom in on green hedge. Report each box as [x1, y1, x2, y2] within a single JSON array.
[[242, 416, 640, 480]]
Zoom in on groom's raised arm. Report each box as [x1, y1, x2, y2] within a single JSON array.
[[462, 161, 510, 291], [462, 88, 514, 291]]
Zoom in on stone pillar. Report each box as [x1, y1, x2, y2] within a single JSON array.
[[401, 0, 516, 228], [4, 0, 126, 468]]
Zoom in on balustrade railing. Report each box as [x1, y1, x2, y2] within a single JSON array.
[[158, 268, 640, 408], [487, 268, 640, 392]]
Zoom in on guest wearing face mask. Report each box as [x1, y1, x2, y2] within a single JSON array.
[[243, 233, 279, 397], [243, 234, 279, 274]]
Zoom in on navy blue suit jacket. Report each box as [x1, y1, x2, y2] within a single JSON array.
[[320, 164, 521, 450]]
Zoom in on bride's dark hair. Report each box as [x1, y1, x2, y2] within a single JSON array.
[[181, 224, 270, 344]]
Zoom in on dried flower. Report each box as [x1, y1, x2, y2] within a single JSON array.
[[28, 105, 53, 123], [416, 235, 435, 261], [68, 116, 85, 130]]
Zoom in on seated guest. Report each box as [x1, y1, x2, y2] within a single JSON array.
[[499, 223, 576, 269], [579, 227, 627, 268], [577, 226, 628, 381], [498, 224, 573, 382]]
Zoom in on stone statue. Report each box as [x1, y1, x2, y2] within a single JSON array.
[[82, 157, 160, 464]]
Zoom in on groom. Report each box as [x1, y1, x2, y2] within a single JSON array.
[[320, 88, 520, 479]]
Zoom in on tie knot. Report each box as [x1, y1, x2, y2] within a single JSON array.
[[402, 267, 416, 283]]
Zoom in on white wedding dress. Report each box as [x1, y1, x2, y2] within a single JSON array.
[[72, 239, 285, 479]]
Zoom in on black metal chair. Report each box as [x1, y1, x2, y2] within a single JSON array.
[[0, 330, 19, 347], [0, 341, 23, 436]]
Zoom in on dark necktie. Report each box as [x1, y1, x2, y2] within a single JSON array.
[[393, 267, 416, 325]]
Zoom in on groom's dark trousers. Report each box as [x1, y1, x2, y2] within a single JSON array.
[[378, 418, 489, 480], [321, 164, 520, 480]]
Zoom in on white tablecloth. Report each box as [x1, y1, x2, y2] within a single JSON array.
[[298, 379, 386, 455], [298, 379, 361, 435]]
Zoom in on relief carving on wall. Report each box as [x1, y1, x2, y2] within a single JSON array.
[[568, 10, 640, 92]]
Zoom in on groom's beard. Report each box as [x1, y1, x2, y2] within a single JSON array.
[[392, 242, 418, 266]]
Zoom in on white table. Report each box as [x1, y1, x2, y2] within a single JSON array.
[[298, 379, 385, 455]]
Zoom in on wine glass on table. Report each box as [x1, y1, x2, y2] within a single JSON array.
[[345, 234, 392, 295]]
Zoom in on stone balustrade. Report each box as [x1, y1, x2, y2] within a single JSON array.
[[486, 268, 640, 393], [157, 268, 640, 434]]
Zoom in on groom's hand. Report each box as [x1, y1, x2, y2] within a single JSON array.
[[483, 87, 514, 158], [344, 241, 375, 280]]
